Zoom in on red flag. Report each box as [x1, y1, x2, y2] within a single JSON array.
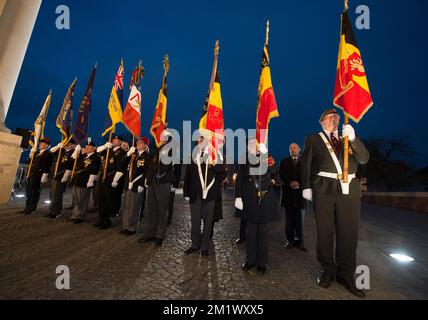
[[122, 63, 144, 138]]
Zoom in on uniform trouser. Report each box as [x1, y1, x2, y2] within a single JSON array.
[[190, 198, 215, 251], [285, 205, 303, 245], [143, 183, 171, 239], [112, 180, 124, 216], [25, 178, 41, 212], [50, 179, 67, 216], [71, 186, 91, 219], [98, 181, 116, 223], [121, 189, 144, 232], [239, 219, 247, 240], [167, 191, 176, 224], [313, 192, 361, 279], [139, 188, 147, 221], [92, 181, 100, 209], [246, 222, 268, 267]]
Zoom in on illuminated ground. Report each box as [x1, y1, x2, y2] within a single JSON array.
[[0, 189, 427, 300]]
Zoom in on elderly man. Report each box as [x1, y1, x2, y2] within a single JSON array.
[[19, 138, 53, 215], [47, 139, 75, 219], [119, 137, 150, 235], [70, 142, 100, 223], [300, 108, 369, 298], [279, 143, 306, 251], [95, 136, 127, 229]]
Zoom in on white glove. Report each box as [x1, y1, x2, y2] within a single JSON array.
[[111, 171, 124, 188], [171, 187, 177, 192], [128, 182, 134, 190], [342, 124, 356, 142], [127, 146, 136, 157], [29, 147, 37, 158], [97, 142, 113, 153], [259, 143, 268, 154], [138, 186, 144, 193], [144, 179, 148, 188], [41, 173, 49, 184], [235, 197, 244, 210], [184, 197, 190, 201], [71, 144, 81, 159], [50, 142, 64, 153], [302, 189, 313, 202], [87, 174, 97, 188], [61, 170, 72, 183]]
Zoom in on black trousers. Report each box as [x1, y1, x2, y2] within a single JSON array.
[[97, 181, 118, 224], [313, 192, 361, 279], [285, 205, 303, 245], [167, 191, 175, 225], [239, 219, 247, 240], [246, 222, 268, 267], [190, 198, 215, 251], [25, 178, 41, 212], [50, 179, 67, 216]]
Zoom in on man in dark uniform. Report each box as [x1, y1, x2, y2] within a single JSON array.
[[19, 138, 53, 214], [70, 142, 100, 223], [300, 108, 369, 298], [95, 136, 127, 229], [234, 137, 282, 274], [183, 136, 226, 256], [279, 143, 307, 251], [139, 130, 176, 246], [119, 137, 150, 235], [47, 139, 75, 218]]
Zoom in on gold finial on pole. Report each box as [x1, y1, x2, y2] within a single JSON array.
[[345, 0, 349, 10], [265, 20, 270, 46]]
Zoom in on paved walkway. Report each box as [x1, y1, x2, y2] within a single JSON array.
[[0, 189, 427, 300]]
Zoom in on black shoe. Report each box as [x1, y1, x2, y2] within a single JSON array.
[[337, 276, 366, 298], [317, 270, 335, 289], [93, 222, 103, 228], [138, 237, 156, 243], [125, 230, 136, 236], [73, 219, 84, 224], [154, 238, 163, 246], [200, 250, 209, 257], [285, 242, 294, 249], [241, 262, 256, 271], [119, 229, 128, 235], [257, 265, 266, 275], [235, 238, 246, 245], [184, 247, 199, 255]]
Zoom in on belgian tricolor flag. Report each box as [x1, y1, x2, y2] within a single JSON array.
[[333, 8, 373, 123], [256, 23, 279, 146], [199, 40, 224, 163], [150, 55, 169, 147]]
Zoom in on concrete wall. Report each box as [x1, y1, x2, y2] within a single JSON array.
[[362, 192, 428, 213], [0, 132, 22, 203]]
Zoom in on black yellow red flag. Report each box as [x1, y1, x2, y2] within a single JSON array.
[[333, 8, 373, 122]]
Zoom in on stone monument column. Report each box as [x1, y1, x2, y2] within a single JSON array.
[[0, 0, 42, 204]]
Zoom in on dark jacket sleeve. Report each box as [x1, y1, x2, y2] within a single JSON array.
[[300, 135, 314, 190], [90, 156, 101, 175], [173, 164, 182, 188], [43, 152, 53, 174], [350, 137, 370, 165]]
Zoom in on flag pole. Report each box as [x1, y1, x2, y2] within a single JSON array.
[[103, 131, 113, 182], [27, 152, 35, 178], [54, 146, 62, 177], [71, 149, 78, 178], [342, 0, 349, 183], [129, 135, 135, 183], [205, 40, 220, 188]]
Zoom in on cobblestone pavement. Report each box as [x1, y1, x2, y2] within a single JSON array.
[[1, 188, 426, 300]]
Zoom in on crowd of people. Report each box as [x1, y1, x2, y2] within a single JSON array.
[[17, 108, 369, 298]]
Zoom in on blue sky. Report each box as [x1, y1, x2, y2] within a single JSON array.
[[6, 0, 428, 167]]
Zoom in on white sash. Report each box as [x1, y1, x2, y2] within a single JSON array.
[[128, 174, 144, 190], [318, 132, 350, 195], [196, 154, 215, 200]]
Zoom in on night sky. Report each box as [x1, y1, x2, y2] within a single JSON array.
[[5, 0, 428, 167]]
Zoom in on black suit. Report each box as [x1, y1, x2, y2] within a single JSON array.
[[25, 150, 53, 213], [279, 156, 304, 246], [301, 131, 369, 279]]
